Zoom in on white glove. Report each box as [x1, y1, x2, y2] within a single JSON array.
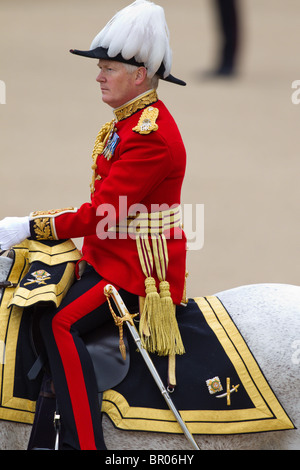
[[0, 216, 30, 250]]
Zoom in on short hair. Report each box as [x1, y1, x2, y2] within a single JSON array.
[[122, 63, 159, 90]]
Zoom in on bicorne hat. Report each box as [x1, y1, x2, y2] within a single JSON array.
[[70, 0, 186, 86]]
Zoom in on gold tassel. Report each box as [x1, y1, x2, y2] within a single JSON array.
[[136, 233, 185, 356], [152, 234, 185, 356], [139, 276, 164, 353], [159, 280, 185, 356]]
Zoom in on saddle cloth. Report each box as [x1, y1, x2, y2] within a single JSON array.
[[0, 241, 295, 435], [102, 297, 295, 435]]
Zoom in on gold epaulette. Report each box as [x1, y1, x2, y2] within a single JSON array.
[[132, 106, 159, 135]]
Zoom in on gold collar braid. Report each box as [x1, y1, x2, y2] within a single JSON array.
[[113, 89, 158, 121]]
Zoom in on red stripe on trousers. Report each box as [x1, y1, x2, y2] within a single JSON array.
[[52, 279, 110, 450]]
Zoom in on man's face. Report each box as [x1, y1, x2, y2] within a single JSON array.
[[96, 60, 142, 108]]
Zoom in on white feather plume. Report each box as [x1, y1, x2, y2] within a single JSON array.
[[90, 0, 172, 78]]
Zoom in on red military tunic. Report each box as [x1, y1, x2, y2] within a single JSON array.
[[29, 90, 187, 305]]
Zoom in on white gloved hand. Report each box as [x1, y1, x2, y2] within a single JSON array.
[[0, 216, 30, 250]]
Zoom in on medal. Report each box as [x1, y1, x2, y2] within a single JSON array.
[[103, 128, 120, 160]]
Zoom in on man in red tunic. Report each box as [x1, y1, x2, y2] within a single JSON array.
[[0, 0, 187, 449]]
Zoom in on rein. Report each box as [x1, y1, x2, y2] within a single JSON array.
[[0, 281, 17, 288]]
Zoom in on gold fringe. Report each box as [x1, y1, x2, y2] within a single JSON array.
[[153, 235, 185, 356], [139, 276, 164, 353], [159, 280, 185, 356]]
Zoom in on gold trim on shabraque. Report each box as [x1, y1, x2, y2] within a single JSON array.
[[27, 239, 81, 266], [9, 262, 76, 309], [101, 296, 295, 435], [0, 240, 81, 424], [0, 247, 35, 423]]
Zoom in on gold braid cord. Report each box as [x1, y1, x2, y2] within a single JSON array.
[[104, 287, 138, 360], [89, 90, 158, 194], [90, 120, 115, 194]]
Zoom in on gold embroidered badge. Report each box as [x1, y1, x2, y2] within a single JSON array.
[[215, 378, 240, 406], [132, 106, 159, 135], [206, 376, 223, 394], [33, 218, 55, 240], [24, 270, 51, 286]]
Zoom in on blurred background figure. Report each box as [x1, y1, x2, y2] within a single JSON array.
[[207, 0, 240, 77]]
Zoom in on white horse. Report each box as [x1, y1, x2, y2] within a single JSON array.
[[0, 254, 299, 450]]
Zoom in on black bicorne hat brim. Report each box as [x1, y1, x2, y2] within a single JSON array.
[[70, 47, 186, 86]]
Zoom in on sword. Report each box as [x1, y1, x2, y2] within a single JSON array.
[[104, 284, 200, 451], [216, 383, 240, 403]]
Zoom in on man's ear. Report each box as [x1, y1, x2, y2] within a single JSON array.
[[135, 67, 148, 85]]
